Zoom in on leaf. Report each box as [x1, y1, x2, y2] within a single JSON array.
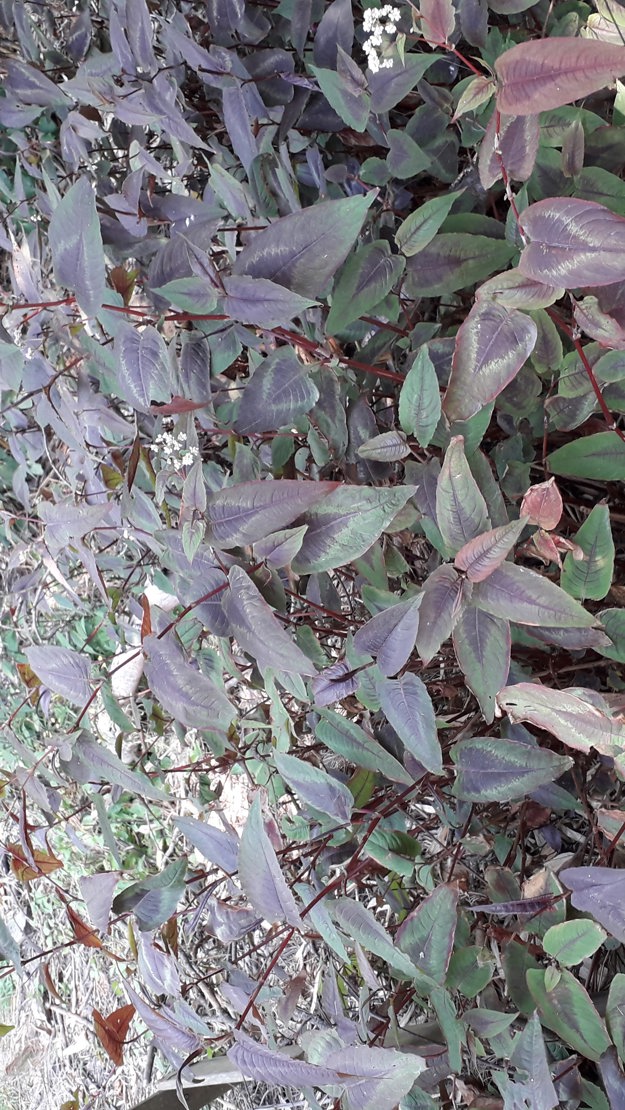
[[444, 301, 538, 422], [0, 917, 22, 976], [143, 633, 234, 729], [396, 884, 458, 983], [311, 47, 370, 132], [238, 795, 303, 928], [151, 277, 218, 315], [395, 191, 463, 257], [405, 235, 515, 298], [316, 709, 412, 785], [436, 436, 489, 556], [398, 346, 441, 447], [376, 673, 442, 774], [60, 733, 168, 802], [497, 682, 625, 756], [79, 873, 119, 935], [229, 1031, 424, 1110], [495, 37, 625, 116], [368, 52, 436, 112], [93, 1004, 135, 1068], [473, 562, 596, 627], [8, 843, 63, 883], [112, 859, 188, 931], [526, 968, 611, 1061], [560, 867, 625, 945], [115, 323, 171, 414], [66, 905, 103, 950], [561, 503, 614, 601], [353, 595, 422, 677], [476, 268, 565, 311], [327, 240, 404, 335], [48, 176, 105, 316], [332, 897, 419, 978], [223, 565, 316, 675], [235, 347, 319, 434], [357, 429, 410, 462], [519, 198, 625, 288], [416, 565, 466, 664], [221, 276, 317, 327], [520, 478, 563, 530], [175, 815, 239, 874], [543, 919, 607, 967], [291, 484, 415, 574], [454, 518, 526, 582], [274, 752, 353, 824], [607, 975, 625, 1062], [253, 526, 308, 569], [452, 607, 510, 724], [419, 0, 455, 47], [233, 193, 376, 298], [25, 645, 91, 706], [452, 738, 573, 802], [205, 479, 337, 549], [478, 111, 540, 190], [548, 432, 625, 481], [123, 981, 201, 1063], [509, 1011, 558, 1109]]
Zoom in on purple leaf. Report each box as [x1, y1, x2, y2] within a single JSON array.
[[234, 347, 319, 434], [137, 933, 181, 999], [274, 751, 353, 824], [233, 193, 375, 297], [222, 275, 317, 328], [205, 479, 338, 549], [353, 595, 422, 677], [291, 484, 416, 574], [476, 268, 565, 311], [26, 645, 92, 706], [143, 633, 234, 729], [452, 606, 510, 724], [5, 59, 70, 107], [453, 737, 573, 802], [497, 682, 625, 756], [420, 0, 456, 45], [473, 562, 596, 627], [454, 518, 526, 582], [416, 565, 467, 664], [495, 37, 625, 116], [115, 323, 171, 414], [368, 53, 436, 113], [312, 0, 353, 67], [175, 815, 239, 875], [79, 872, 120, 935], [444, 301, 537, 422], [396, 884, 458, 983], [49, 177, 105, 317], [124, 982, 201, 1066], [316, 709, 412, 785], [238, 795, 303, 927], [405, 235, 515, 298], [478, 111, 540, 189], [311, 659, 359, 706], [253, 525, 308, 569], [519, 199, 625, 288], [436, 436, 490, 555], [223, 565, 317, 675], [560, 867, 625, 944], [202, 898, 260, 943], [60, 734, 168, 802], [377, 673, 442, 774]]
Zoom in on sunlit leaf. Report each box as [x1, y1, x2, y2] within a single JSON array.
[[239, 795, 303, 928]]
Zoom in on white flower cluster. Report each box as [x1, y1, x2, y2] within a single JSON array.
[[152, 428, 197, 469], [363, 5, 400, 73]]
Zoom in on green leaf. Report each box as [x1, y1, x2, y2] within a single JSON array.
[[596, 607, 625, 662], [332, 897, 420, 979], [291, 485, 416, 574], [606, 974, 625, 1062], [396, 884, 458, 983], [561, 503, 614, 601], [396, 190, 465, 257], [526, 968, 611, 1061], [446, 946, 494, 997], [436, 436, 490, 556], [453, 607, 510, 725], [398, 346, 442, 447], [327, 240, 404, 335], [548, 432, 625, 480], [430, 987, 464, 1072], [376, 673, 442, 774], [152, 277, 219, 314], [274, 751, 353, 825], [316, 709, 412, 785], [542, 919, 606, 967], [311, 46, 370, 132], [112, 859, 188, 931], [452, 738, 573, 802]]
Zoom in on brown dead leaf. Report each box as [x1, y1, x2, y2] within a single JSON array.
[[93, 1004, 135, 1067], [7, 842, 63, 882], [66, 904, 103, 949]]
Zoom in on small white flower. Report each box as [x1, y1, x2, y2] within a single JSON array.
[[363, 4, 400, 74]]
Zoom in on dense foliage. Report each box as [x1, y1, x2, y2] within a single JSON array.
[[4, 0, 625, 1107]]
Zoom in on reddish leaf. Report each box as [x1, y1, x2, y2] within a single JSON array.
[[444, 301, 537, 421], [520, 478, 563, 531], [478, 111, 540, 190], [495, 37, 625, 116], [419, 0, 455, 46], [93, 1004, 135, 1067], [149, 397, 209, 415], [67, 905, 103, 949], [8, 842, 63, 882], [454, 518, 526, 582], [519, 199, 625, 288]]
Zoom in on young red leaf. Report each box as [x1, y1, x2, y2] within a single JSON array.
[[419, 0, 455, 46], [454, 518, 527, 582], [495, 37, 625, 116]]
